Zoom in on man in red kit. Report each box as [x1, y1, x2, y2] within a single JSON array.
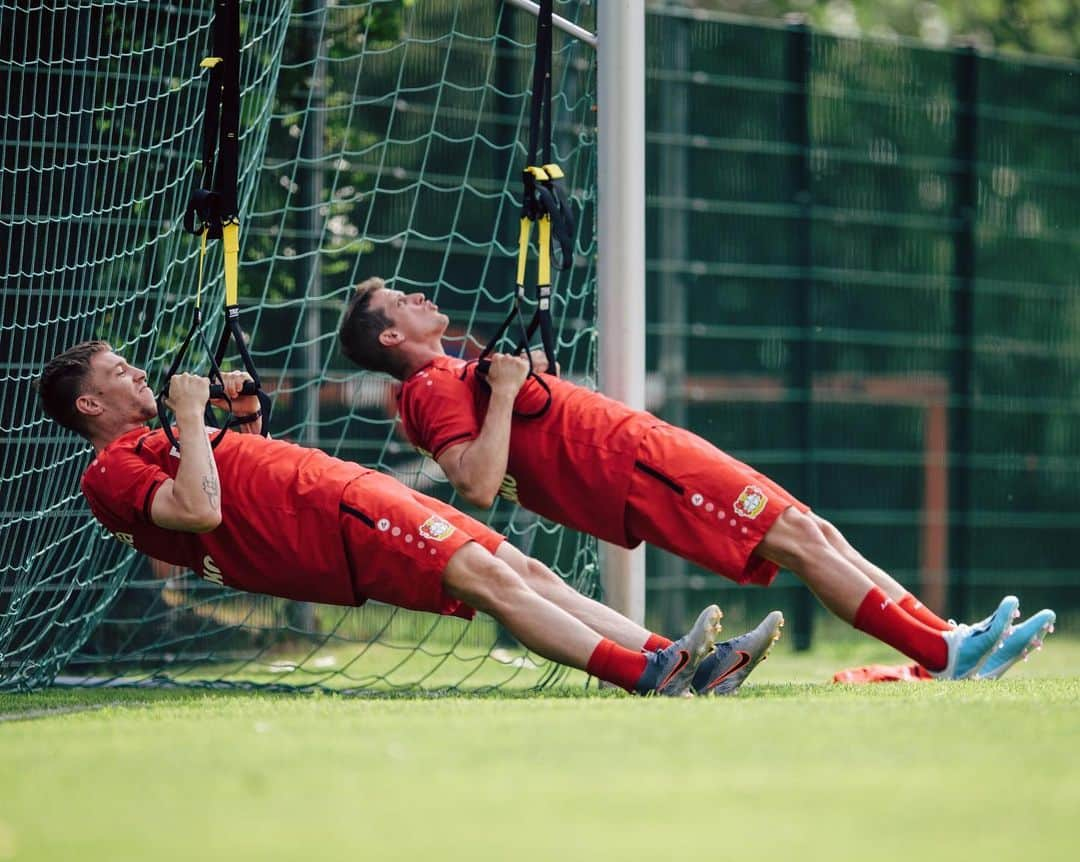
[[35, 340, 739, 696], [337, 278, 1057, 684]]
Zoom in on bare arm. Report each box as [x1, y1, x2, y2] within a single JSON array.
[[151, 373, 222, 533], [436, 354, 528, 508]]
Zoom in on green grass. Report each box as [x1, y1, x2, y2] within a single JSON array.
[[2, 639, 1078, 862]]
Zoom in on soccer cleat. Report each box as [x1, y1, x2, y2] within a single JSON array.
[[974, 608, 1056, 680], [692, 610, 784, 695], [931, 595, 1019, 680], [635, 604, 723, 696]]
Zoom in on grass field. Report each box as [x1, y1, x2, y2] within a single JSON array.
[[2, 637, 1078, 862]]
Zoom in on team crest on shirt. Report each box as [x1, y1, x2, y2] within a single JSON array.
[[734, 485, 768, 519], [419, 516, 455, 542]]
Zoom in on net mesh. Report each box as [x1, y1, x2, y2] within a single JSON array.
[[1, 0, 599, 692]]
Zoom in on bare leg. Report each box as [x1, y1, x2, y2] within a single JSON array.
[[755, 507, 881, 622], [494, 543, 656, 651], [808, 512, 910, 602], [442, 542, 603, 670]]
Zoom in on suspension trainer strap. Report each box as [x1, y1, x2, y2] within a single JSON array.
[[479, 0, 574, 384], [158, 0, 271, 451]]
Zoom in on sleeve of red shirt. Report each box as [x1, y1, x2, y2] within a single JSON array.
[[401, 369, 480, 459], [82, 447, 169, 530]]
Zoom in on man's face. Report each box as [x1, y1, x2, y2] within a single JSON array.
[[371, 288, 448, 343], [80, 350, 157, 427]]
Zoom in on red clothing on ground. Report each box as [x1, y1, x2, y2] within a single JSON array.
[[81, 425, 501, 614], [832, 663, 933, 684], [396, 356, 808, 585]]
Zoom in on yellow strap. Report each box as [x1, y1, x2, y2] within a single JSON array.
[[222, 221, 240, 307], [541, 163, 564, 180], [516, 217, 532, 287], [524, 165, 550, 181], [200, 56, 222, 69], [537, 216, 552, 286]]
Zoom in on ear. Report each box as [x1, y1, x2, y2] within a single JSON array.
[[378, 328, 404, 348], [75, 393, 104, 419]]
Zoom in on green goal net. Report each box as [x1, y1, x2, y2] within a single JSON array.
[[1, 0, 599, 692]]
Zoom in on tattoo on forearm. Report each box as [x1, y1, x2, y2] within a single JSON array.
[[202, 475, 220, 510], [201, 429, 220, 510]]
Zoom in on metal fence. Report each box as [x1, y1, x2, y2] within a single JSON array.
[[642, 9, 1080, 644]]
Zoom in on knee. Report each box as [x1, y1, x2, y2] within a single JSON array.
[[811, 513, 854, 554], [444, 544, 530, 611], [524, 559, 566, 595], [495, 543, 563, 593], [766, 508, 833, 568], [812, 514, 846, 546]]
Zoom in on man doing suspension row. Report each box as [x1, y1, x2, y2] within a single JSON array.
[[337, 278, 1056, 682], [36, 340, 791, 696]]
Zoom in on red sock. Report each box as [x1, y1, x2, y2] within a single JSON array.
[[643, 633, 673, 652], [586, 638, 649, 692], [853, 588, 948, 672], [899, 593, 953, 631]]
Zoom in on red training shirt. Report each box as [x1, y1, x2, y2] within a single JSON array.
[[396, 356, 659, 546], [81, 426, 366, 605]]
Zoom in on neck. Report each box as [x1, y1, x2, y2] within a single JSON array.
[[399, 339, 447, 379], [90, 419, 146, 455]]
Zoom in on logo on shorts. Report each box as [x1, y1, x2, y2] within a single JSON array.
[[734, 485, 768, 519], [419, 516, 455, 542], [377, 518, 391, 532]]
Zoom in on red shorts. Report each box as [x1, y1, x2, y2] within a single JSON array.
[[338, 472, 505, 618], [625, 424, 809, 586]]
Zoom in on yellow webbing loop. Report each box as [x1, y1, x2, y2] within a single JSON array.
[[519, 165, 551, 289], [222, 221, 240, 307], [516, 218, 533, 287], [537, 216, 552, 287]]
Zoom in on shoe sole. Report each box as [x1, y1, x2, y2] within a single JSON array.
[[975, 612, 1056, 680], [708, 610, 784, 696]]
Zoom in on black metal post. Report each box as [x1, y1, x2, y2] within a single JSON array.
[[657, 14, 691, 639], [948, 44, 979, 623], [785, 17, 815, 651]]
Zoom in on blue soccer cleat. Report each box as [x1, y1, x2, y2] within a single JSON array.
[[636, 604, 723, 697], [932, 595, 1019, 680], [692, 610, 784, 695], [975, 608, 1056, 680]]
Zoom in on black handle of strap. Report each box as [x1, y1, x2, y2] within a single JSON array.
[[468, 358, 553, 421], [156, 380, 269, 452], [160, 379, 256, 400], [156, 305, 272, 451]]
